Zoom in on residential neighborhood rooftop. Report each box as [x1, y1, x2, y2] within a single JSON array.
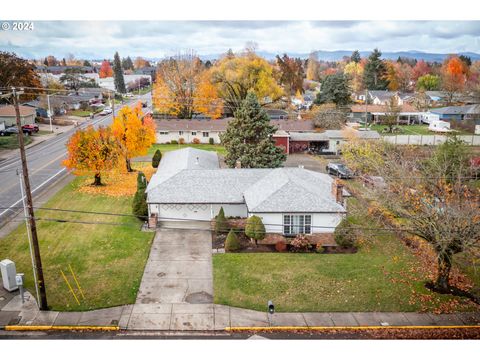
[[0, 105, 36, 117]]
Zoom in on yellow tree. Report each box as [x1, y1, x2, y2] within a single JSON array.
[[344, 61, 364, 93], [111, 104, 156, 172], [63, 126, 120, 186], [209, 51, 283, 115], [153, 52, 222, 119]]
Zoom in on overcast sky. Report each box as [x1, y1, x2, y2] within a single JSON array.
[[1, 21, 480, 60]]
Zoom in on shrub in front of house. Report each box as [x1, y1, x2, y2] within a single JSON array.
[[132, 171, 148, 219], [152, 149, 162, 168], [225, 229, 241, 252], [209, 137, 214, 145], [179, 137, 185, 144], [245, 215, 266, 245], [192, 138, 200, 144], [289, 234, 314, 252], [215, 207, 229, 234], [171, 140, 178, 145], [275, 240, 287, 252], [334, 217, 358, 248]]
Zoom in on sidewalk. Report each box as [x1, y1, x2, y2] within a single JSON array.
[[1, 288, 479, 330]]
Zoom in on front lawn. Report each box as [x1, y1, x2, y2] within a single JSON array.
[[0, 135, 32, 150], [213, 198, 478, 312], [148, 143, 226, 156], [370, 124, 472, 136], [0, 176, 154, 311]]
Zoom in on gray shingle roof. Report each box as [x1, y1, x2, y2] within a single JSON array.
[[147, 148, 347, 213], [431, 105, 480, 115]]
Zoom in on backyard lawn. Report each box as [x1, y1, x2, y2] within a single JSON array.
[[0, 176, 154, 311], [370, 124, 472, 135], [148, 143, 226, 156], [213, 197, 478, 313]]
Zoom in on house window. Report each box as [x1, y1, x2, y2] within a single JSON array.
[[159, 131, 169, 135], [179, 131, 184, 135], [283, 214, 312, 236], [191, 131, 197, 136], [202, 131, 209, 137]]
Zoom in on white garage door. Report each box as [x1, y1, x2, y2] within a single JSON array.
[[159, 204, 212, 221]]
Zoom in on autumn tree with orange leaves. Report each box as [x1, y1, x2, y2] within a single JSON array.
[[63, 126, 120, 186], [441, 56, 468, 105], [99, 60, 113, 78], [111, 103, 156, 172], [153, 52, 223, 119]]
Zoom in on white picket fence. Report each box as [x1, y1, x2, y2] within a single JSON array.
[[382, 134, 480, 146]]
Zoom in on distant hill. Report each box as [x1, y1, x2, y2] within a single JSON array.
[[193, 50, 480, 62]]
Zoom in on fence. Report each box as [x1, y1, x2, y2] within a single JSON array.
[[382, 134, 480, 146]]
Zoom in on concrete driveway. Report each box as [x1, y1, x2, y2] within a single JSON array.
[[284, 153, 330, 173], [124, 225, 218, 330]]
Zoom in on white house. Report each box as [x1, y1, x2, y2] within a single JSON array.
[[146, 148, 348, 237], [428, 120, 451, 132]]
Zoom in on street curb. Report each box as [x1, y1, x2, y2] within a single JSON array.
[[225, 325, 480, 332], [3, 325, 119, 331]]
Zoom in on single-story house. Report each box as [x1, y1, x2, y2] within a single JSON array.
[[154, 118, 380, 155], [430, 105, 480, 132], [350, 104, 422, 124], [0, 105, 36, 127], [22, 100, 48, 118], [146, 148, 348, 238]]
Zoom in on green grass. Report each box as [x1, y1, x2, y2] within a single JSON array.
[[370, 124, 472, 136], [213, 198, 477, 312], [0, 135, 32, 149], [69, 110, 92, 117], [0, 177, 154, 311], [148, 143, 226, 156]]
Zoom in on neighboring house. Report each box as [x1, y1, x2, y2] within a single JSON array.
[[36, 65, 96, 74], [22, 100, 48, 118], [154, 118, 380, 154], [98, 74, 151, 92], [350, 104, 422, 124], [0, 105, 36, 127], [134, 66, 156, 79], [428, 120, 451, 132], [430, 105, 480, 132], [266, 109, 290, 120], [146, 148, 348, 240]]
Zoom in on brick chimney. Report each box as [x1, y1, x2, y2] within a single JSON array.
[[331, 179, 344, 204], [235, 160, 242, 169]]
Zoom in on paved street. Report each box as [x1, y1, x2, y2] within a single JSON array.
[[0, 93, 152, 226]]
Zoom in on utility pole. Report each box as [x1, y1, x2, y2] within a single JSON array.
[[12, 87, 48, 310], [364, 88, 368, 130], [47, 94, 53, 133]]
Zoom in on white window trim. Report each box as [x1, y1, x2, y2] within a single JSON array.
[[283, 214, 312, 236]]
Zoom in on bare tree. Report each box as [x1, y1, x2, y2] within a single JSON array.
[[341, 136, 480, 300], [382, 95, 401, 133]]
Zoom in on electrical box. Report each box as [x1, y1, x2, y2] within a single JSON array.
[[0, 259, 19, 292]]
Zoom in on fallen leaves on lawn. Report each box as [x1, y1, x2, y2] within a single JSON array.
[[77, 164, 155, 197]]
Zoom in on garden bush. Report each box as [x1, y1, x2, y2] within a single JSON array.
[[275, 240, 287, 252], [171, 140, 178, 145], [289, 234, 313, 252], [225, 229, 241, 252], [245, 215, 266, 245], [215, 207, 229, 233], [192, 138, 200, 144], [132, 171, 148, 219], [152, 149, 162, 168], [179, 137, 185, 144], [209, 137, 214, 145], [334, 218, 358, 248]]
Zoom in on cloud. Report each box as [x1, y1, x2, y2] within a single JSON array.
[[0, 20, 479, 59]]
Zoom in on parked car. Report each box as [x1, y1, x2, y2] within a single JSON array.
[[326, 163, 354, 179], [22, 124, 39, 133], [99, 107, 113, 116], [0, 127, 19, 136]]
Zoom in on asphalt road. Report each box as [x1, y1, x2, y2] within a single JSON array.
[[0, 93, 152, 226]]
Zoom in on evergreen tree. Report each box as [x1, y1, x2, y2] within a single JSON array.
[[363, 48, 388, 90], [113, 51, 126, 93], [122, 56, 134, 70], [220, 92, 286, 168], [215, 207, 229, 234], [152, 149, 162, 168], [43, 57, 48, 66], [225, 229, 241, 252], [350, 50, 361, 63], [83, 60, 91, 67], [132, 171, 148, 218], [245, 215, 266, 246], [314, 73, 351, 106]]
